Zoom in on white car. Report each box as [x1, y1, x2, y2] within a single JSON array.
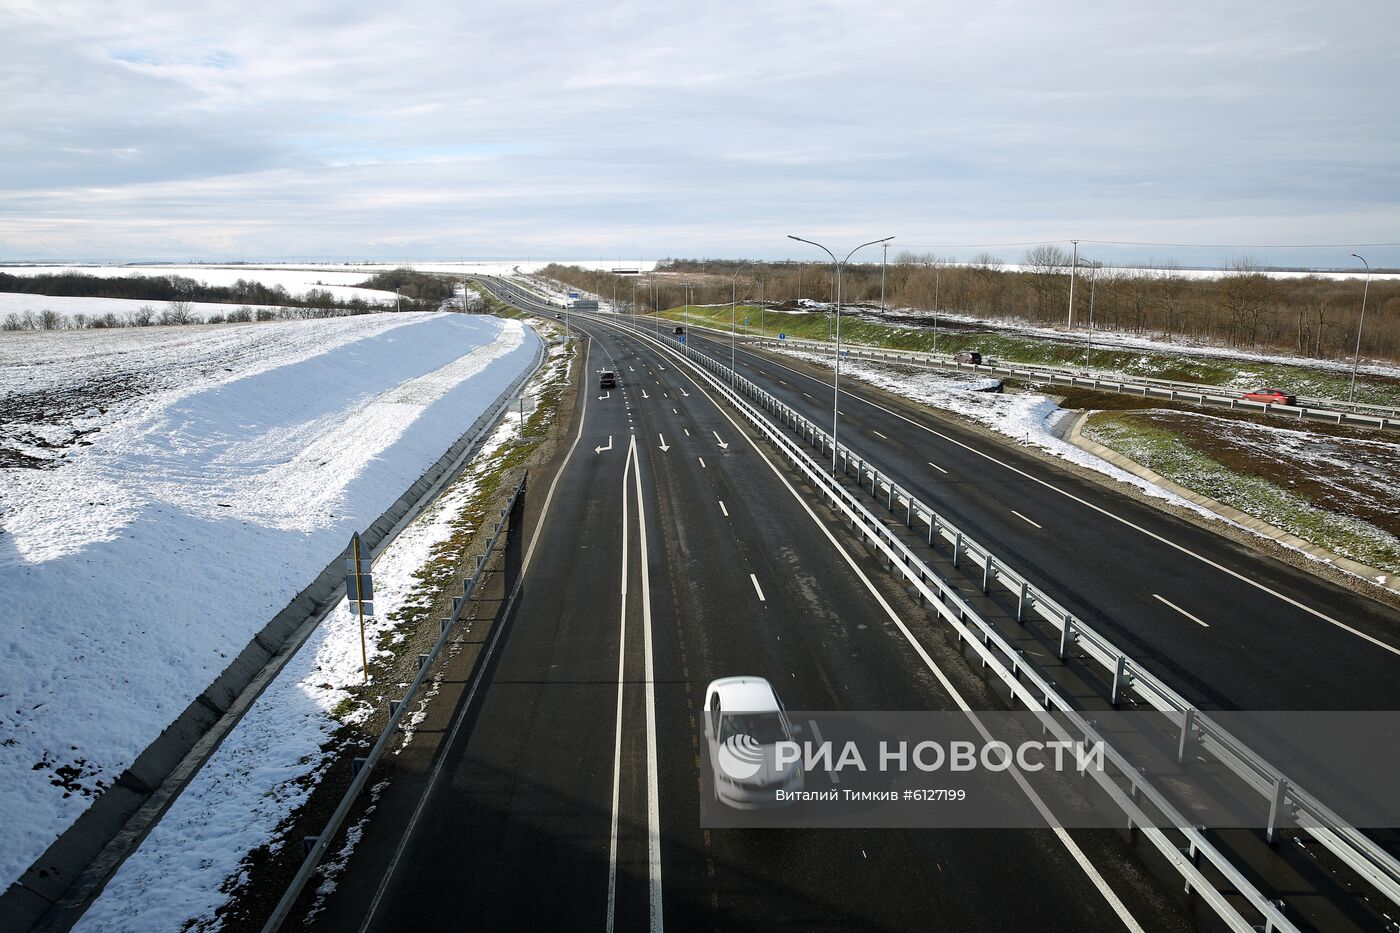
[[704, 677, 803, 808]]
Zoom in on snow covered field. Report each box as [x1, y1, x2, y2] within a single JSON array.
[[0, 292, 305, 326], [0, 312, 539, 891], [0, 265, 397, 306]]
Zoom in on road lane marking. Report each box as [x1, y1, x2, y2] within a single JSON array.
[[928, 461, 948, 474], [360, 326, 597, 933], [1153, 593, 1210, 628], [750, 574, 766, 601], [802, 392, 812, 399], [606, 439, 634, 932], [1011, 510, 1042, 529], [729, 345, 1400, 657], [872, 430, 888, 439], [683, 428, 690, 436], [719, 500, 729, 517], [628, 435, 665, 931], [698, 457, 706, 468], [599, 321, 1149, 933]]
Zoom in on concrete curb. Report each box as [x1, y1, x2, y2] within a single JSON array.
[[2, 322, 548, 933], [1066, 411, 1400, 597]]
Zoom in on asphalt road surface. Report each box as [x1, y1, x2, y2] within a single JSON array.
[[671, 323, 1400, 714], [306, 315, 1196, 932]]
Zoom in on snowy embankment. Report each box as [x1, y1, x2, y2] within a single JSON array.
[[785, 350, 1222, 520], [73, 336, 571, 931], [0, 312, 538, 891], [0, 264, 396, 306]]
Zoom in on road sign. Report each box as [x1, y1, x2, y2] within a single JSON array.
[[345, 560, 374, 602], [569, 291, 579, 299], [779, 333, 787, 340], [744, 317, 750, 326]]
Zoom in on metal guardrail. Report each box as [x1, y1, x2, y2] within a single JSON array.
[[481, 278, 1400, 923], [607, 325, 1297, 933], [677, 332, 1400, 908], [485, 284, 1400, 913], [260, 473, 528, 932], [749, 333, 1400, 431]]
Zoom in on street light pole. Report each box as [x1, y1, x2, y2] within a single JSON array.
[[731, 261, 754, 380], [1067, 239, 1078, 328], [880, 242, 888, 313], [788, 234, 894, 471], [1350, 253, 1372, 404]]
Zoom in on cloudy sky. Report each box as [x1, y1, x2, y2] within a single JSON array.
[[2, 0, 1397, 268]]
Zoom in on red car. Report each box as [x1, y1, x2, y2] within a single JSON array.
[[1241, 388, 1297, 406]]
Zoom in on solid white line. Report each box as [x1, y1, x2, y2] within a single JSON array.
[[719, 500, 729, 517], [607, 322, 1147, 933], [629, 435, 665, 931], [927, 461, 948, 474], [739, 346, 1400, 657], [872, 429, 888, 439], [361, 331, 595, 933], [750, 574, 766, 601], [1153, 593, 1210, 628], [606, 438, 635, 932], [1011, 510, 1042, 529]]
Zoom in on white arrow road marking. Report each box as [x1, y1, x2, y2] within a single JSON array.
[[629, 365, 635, 371], [678, 387, 690, 397], [599, 391, 611, 400], [658, 433, 670, 451], [1153, 593, 1210, 628], [595, 435, 613, 454], [641, 389, 650, 399], [713, 431, 728, 450]]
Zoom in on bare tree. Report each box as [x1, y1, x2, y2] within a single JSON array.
[[1022, 245, 1070, 321], [160, 301, 195, 325], [39, 309, 60, 330]]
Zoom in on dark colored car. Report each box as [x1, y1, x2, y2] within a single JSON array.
[[674, 325, 685, 335], [1241, 388, 1297, 405], [600, 371, 617, 389], [954, 350, 982, 365]]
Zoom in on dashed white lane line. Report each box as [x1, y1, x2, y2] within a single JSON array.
[[750, 574, 766, 602], [1153, 593, 1210, 628], [928, 461, 948, 474], [719, 500, 729, 517], [1011, 510, 1042, 529], [684, 428, 690, 436], [872, 429, 888, 439], [698, 457, 707, 469], [802, 392, 813, 399]]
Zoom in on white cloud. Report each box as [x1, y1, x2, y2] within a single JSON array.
[[0, 0, 1396, 266]]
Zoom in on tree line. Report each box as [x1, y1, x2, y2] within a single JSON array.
[[540, 255, 1399, 362], [0, 268, 462, 333]]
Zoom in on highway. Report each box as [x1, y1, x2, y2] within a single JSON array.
[[304, 315, 1193, 931], [668, 323, 1400, 715]]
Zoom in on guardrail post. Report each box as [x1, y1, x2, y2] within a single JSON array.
[[388, 698, 402, 718], [982, 556, 993, 593], [1016, 581, 1028, 622], [1111, 656, 1128, 706], [351, 757, 368, 777], [1266, 778, 1290, 843], [441, 617, 452, 634], [302, 835, 321, 856], [953, 532, 962, 567], [927, 514, 936, 545], [1058, 615, 1073, 660], [887, 484, 893, 512], [1176, 709, 1197, 764], [906, 499, 914, 527], [417, 653, 430, 671]]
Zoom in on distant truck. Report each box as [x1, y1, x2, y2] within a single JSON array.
[[954, 350, 982, 365]]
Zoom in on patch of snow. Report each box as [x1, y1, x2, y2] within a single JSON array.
[[0, 312, 538, 891]]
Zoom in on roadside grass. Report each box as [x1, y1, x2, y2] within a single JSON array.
[[1083, 411, 1400, 575], [653, 304, 1400, 406]]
